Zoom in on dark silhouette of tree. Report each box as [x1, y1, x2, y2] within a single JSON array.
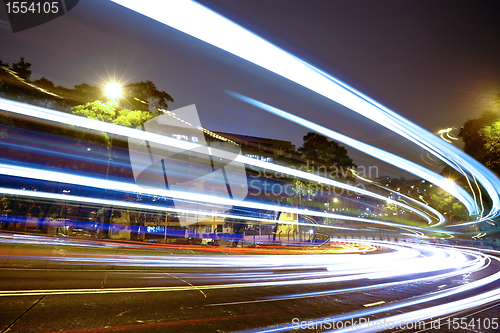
[[479, 120, 500, 174], [72, 83, 102, 104], [10, 57, 32, 81], [0, 59, 10, 93], [298, 132, 356, 172], [0, 110, 14, 139], [459, 111, 499, 161], [32, 77, 56, 107], [124, 80, 174, 114], [51, 85, 77, 111], [0, 57, 34, 102]]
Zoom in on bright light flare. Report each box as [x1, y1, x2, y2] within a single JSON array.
[[105, 82, 122, 99]]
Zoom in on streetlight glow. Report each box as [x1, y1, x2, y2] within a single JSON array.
[[105, 82, 122, 99]]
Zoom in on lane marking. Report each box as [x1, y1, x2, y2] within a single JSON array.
[[363, 301, 385, 307]]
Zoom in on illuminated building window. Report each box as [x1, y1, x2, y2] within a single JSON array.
[[173, 134, 189, 141]]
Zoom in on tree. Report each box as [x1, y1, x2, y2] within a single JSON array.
[[479, 121, 500, 174], [382, 202, 398, 215], [458, 111, 500, 175], [459, 111, 500, 162], [51, 85, 78, 111], [274, 149, 303, 169], [72, 100, 154, 149], [72, 100, 154, 126], [0, 57, 34, 102], [428, 187, 468, 219], [10, 57, 32, 81], [71, 99, 155, 178], [71, 100, 154, 179], [298, 132, 356, 176], [123, 80, 174, 115], [0, 111, 14, 139], [32, 77, 56, 107], [72, 83, 102, 104], [71, 100, 155, 238], [0, 59, 10, 95], [1, 58, 175, 117]]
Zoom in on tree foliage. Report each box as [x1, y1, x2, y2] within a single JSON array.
[[298, 132, 356, 169], [72, 83, 102, 104], [32, 77, 55, 107], [0, 57, 34, 102], [382, 202, 398, 215], [428, 187, 468, 219], [458, 110, 500, 175], [479, 121, 500, 173], [72, 100, 154, 147], [71, 100, 155, 186], [10, 57, 32, 81], [123, 80, 174, 115], [0, 57, 174, 116]]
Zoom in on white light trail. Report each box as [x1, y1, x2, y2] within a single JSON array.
[[229, 93, 472, 219], [108, 0, 500, 224], [0, 97, 441, 227], [0, 162, 438, 232], [0, 187, 357, 232], [2, 235, 498, 333]]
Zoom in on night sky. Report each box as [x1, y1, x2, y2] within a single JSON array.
[[1, 0, 499, 177]]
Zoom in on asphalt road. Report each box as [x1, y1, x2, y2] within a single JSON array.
[[1, 235, 500, 333]]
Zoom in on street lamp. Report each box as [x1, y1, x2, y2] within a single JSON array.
[[105, 82, 122, 100], [100, 81, 122, 239], [442, 178, 456, 193]]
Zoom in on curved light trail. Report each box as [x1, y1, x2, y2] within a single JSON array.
[[0, 163, 440, 233], [0, 97, 443, 229], [109, 0, 500, 225], [1, 234, 499, 333], [236, 245, 500, 333], [0, 186, 361, 235], [0, 2, 498, 332], [350, 170, 445, 227], [229, 92, 470, 220]]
